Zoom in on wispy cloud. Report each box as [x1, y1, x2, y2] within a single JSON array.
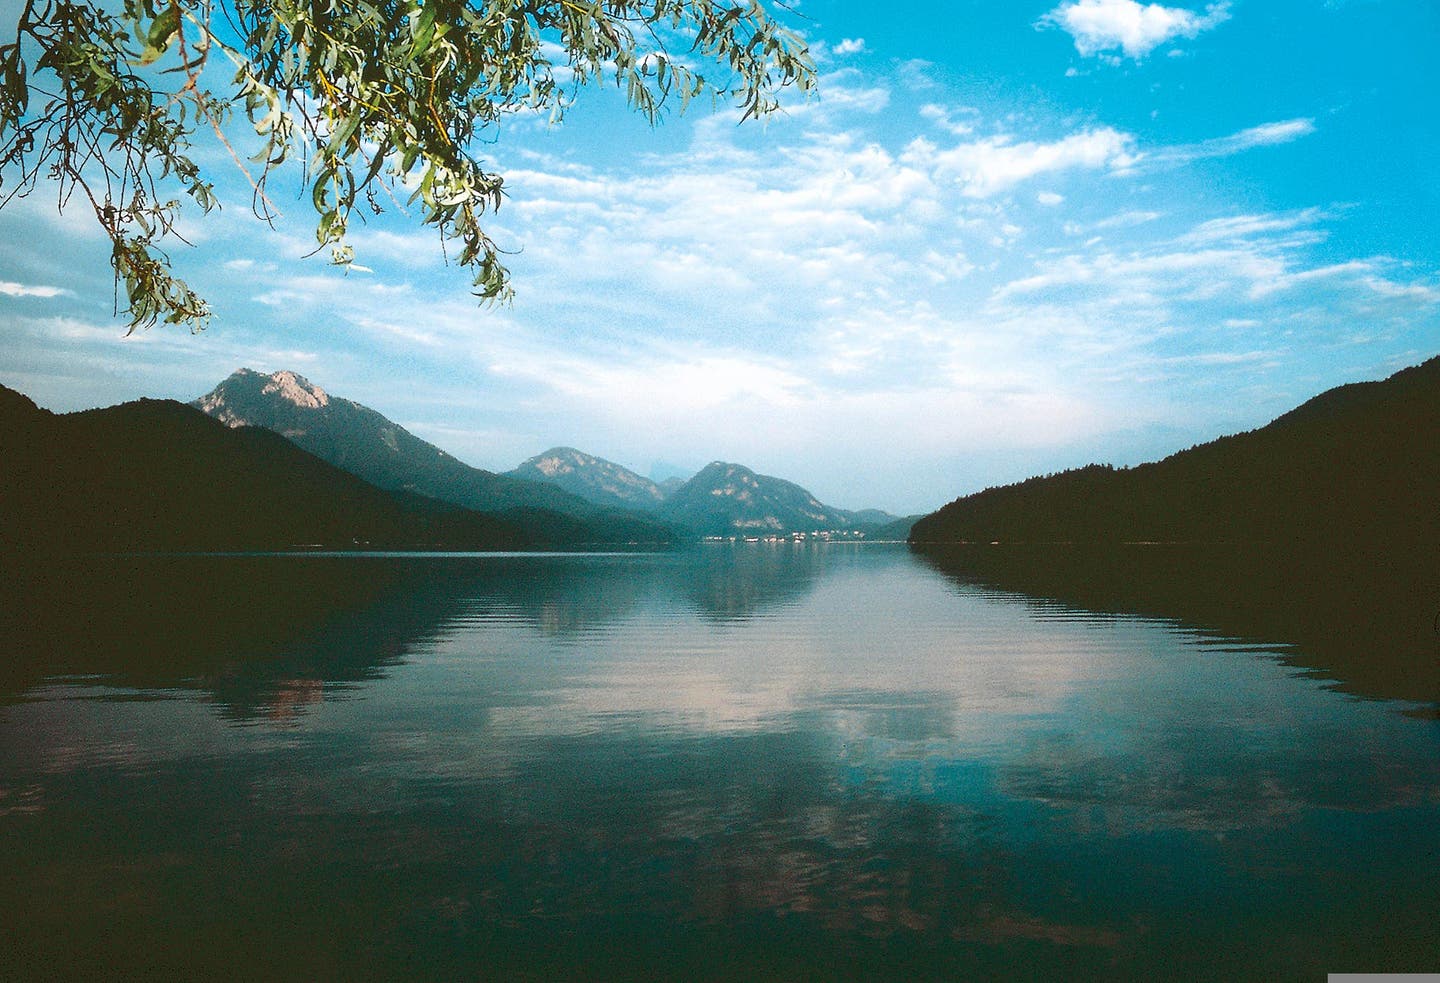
[[0, 280, 69, 298], [919, 103, 978, 137], [1159, 118, 1317, 163], [990, 210, 1438, 357], [904, 127, 1139, 198], [1041, 0, 1232, 61], [1180, 208, 1328, 245]]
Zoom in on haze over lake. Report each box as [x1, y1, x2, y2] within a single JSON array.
[[2, 544, 1436, 979]]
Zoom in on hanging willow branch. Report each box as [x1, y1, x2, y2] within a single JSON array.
[[0, 0, 815, 331]]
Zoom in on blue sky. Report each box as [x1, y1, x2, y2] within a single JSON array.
[[1, 0, 1436, 514]]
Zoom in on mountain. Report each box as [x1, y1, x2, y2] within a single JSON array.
[[910, 356, 1440, 547], [512, 451, 900, 537], [508, 446, 667, 511], [868, 515, 922, 541], [658, 461, 871, 537], [193, 369, 676, 546], [0, 386, 534, 553], [846, 508, 902, 529]]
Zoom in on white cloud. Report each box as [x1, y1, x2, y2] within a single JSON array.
[[1042, 0, 1232, 60], [1161, 118, 1317, 163], [493, 346, 811, 414], [806, 68, 891, 117], [832, 38, 866, 56], [1181, 208, 1326, 245], [895, 59, 939, 92], [1234, 119, 1318, 147], [907, 128, 1139, 198], [986, 211, 1440, 372], [1037, 192, 1066, 206], [919, 103, 978, 136], [995, 244, 1284, 304], [0, 281, 68, 298], [1360, 276, 1440, 303], [1094, 210, 1162, 229]]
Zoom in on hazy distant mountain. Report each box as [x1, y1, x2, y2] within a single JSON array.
[[193, 369, 676, 546], [508, 447, 667, 512], [868, 515, 922, 541], [846, 508, 902, 528], [911, 356, 1440, 546], [656, 476, 687, 499], [0, 386, 532, 553], [659, 461, 872, 537]]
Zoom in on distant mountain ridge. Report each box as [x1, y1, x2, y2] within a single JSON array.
[[80, 366, 902, 545], [449, 420, 904, 538], [508, 447, 668, 512], [658, 461, 889, 537], [508, 448, 905, 537], [193, 369, 676, 546], [910, 356, 1440, 546]]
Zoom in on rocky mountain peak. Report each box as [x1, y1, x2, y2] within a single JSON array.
[[262, 370, 328, 409], [529, 447, 594, 478], [509, 446, 666, 511], [194, 368, 330, 428]]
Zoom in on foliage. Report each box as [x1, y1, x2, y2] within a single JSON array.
[[0, 0, 815, 331]]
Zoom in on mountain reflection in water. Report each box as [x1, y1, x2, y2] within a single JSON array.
[[0, 544, 1437, 980], [0, 548, 830, 717]]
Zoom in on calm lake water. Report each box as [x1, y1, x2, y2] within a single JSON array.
[[1, 544, 1437, 980]]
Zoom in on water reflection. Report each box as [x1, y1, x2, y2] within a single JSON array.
[[0, 546, 836, 716], [1, 545, 1438, 979], [1, 555, 468, 718], [914, 542, 1440, 709], [675, 542, 830, 621]]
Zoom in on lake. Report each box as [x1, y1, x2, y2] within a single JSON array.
[[1, 544, 1437, 980]]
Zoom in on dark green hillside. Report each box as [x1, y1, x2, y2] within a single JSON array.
[[0, 388, 535, 553], [193, 369, 677, 546], [911, 357, 1440, 547]]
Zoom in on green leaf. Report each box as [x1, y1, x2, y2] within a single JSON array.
[[146, 6, 179, 50], [327, 110, 362, 153], [410, 3, 438, 58]]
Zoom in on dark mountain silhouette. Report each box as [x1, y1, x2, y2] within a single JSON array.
[[0, 386, 536, 553], [192, 369, 676, 546], [508, 446, 667, 511], [659, 461, 879, 537], [911, 356, 1440, 547]]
